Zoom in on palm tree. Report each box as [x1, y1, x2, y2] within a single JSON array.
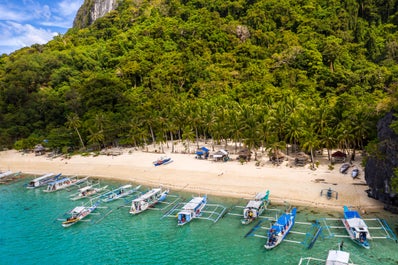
[[66, 113, 85, 150], [182, 125, 195, 153], [301, 130, 320, 169], [87, 129, 104, 150], [320, 126, 337, 161]]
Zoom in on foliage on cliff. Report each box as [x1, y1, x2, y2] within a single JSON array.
[[1, 0, 398, 154]]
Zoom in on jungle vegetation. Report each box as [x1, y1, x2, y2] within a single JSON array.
[[1, 0, 398, 159]]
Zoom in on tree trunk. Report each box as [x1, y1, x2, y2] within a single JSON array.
[[75, 127, 85, 150]]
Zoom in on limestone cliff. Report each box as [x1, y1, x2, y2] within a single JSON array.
[[73, 0, 118, 29], [365, 111, 398, 213]]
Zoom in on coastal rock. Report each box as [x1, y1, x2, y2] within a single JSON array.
[[73, 0, 118, 29], [365, 111, 398, 213]]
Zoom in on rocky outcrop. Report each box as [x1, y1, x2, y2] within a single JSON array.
[[73, 0, 118, 29], [365, 111, 398, 213]]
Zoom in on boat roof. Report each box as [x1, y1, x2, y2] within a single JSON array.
[[120, 184, 132, 189], [326, 250, 350, 265], [71, 206, 86, 213], [245, 200, 263, 209], [254, 191, 269, 200], [31, 173, 54, 182], [273, 208, 296, 228], [346, 218, 369, 230], [133, 188, 161, 202], [182, 197, 205, 210], [78, 185, 93, 192], [48, 177, 70, 184], [344, 210, 361, 219]]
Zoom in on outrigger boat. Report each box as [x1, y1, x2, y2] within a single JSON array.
[[177, 195, 207, 226], [62, 201, 100, 227], [100, 184, 141, 203], [70, 184, 109, 201], [264, 207, 297, 249], [0, 170, 14, 179], [129, 187, 169, 215], [342, 206, 371, 249], [298, 249, 356, 265], [153, 156, 173, 166], [241, 190, 270, 225], [26, 173, 62, 189], [43, 176, 88, 192]]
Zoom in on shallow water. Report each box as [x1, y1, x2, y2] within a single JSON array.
[[1, 177, 397, 265]]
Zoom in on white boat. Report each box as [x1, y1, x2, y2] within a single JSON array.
[[26, 173, 62, 189], [351, 167, 359, 179], [264, 208, 297, 249], [177, 195, 207, 226], [69, 184, 109, 201], [129, 187, 169, 215], [241, 190, 270, 225], [62, 201, 100, 227], [342, 206, 371, 249], [43, 176, 88, 192], [298, 249, 356, 265], [0, 170, 14, 179], [100, 184, 141, 203]]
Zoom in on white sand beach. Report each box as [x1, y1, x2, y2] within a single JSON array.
[[0, 144, 382, 211]]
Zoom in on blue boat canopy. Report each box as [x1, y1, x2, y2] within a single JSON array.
[[196, 146, 209, 155]]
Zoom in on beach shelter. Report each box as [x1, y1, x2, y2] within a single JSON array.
[[331, 151, 347, 163], [237, 148, 252, 161], [269, 150, 285, 163], [34, 144, 45, 156], [294, 152, 309, 166]]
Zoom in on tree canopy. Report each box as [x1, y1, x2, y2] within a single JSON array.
[[1, 0, 398, 155]]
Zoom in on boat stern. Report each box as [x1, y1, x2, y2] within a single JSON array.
[[177, 211, 192, 226]]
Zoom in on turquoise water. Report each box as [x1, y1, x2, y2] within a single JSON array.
[[1, 176, 397, 265]]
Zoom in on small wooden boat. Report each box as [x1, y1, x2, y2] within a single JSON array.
[[129, 187, 169, 215], [26, 173, 62, 189], [177, 195, 207, 226], [264, 208, 297, 249], [340, 163, 350, 174], [43, 176, 88, 192], [241, 190, 270, 225], [351, 167, 359, 179], [70, 184, 108, 201], [100, 184, 141, 203], [153, 156, 173, 166], [62, 202, 100, 227], [342, 206, 371, 249]]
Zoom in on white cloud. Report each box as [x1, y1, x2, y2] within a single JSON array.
[[0, 21, 57, 54], [0, 0, 84, 54]]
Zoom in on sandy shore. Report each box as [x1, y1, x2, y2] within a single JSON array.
[[0, 145, 383, 211]]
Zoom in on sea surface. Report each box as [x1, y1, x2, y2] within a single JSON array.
[[1, 176, 397, 265]]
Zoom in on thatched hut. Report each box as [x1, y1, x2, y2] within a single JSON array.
[[331, 151, 347, 163], [34, 144, 45, 156], [294, 152, 309, 166], [237, 148, 252, 161], [269, 150, 285, 163]]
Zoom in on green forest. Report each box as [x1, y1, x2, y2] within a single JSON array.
[[1, 0, 398, 159]]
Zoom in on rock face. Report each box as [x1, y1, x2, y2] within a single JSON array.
[[73, 0, 118, 29], [365, 111, 398, 213]]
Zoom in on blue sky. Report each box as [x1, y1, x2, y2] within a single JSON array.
[[0, 0, 84, 55]]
